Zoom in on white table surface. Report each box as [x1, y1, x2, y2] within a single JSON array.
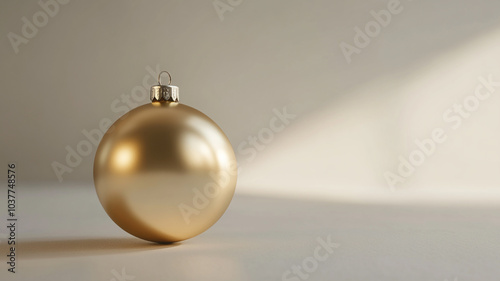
[[1, 183, 499, 281]]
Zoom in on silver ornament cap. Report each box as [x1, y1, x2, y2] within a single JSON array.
[[150, 71, 179, 102]]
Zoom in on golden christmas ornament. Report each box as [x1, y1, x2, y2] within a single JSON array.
[[93, 71, 237, 243]]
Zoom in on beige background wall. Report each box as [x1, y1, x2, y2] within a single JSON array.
[[1, 0, 500, 198]]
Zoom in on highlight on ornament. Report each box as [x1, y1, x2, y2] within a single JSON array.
[[93, 70, 237, 243]]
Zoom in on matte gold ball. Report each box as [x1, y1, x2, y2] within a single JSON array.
[[93, 102, 237, 243]]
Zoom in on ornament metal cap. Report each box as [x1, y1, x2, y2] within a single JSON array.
[[150, 71, 179, 102]]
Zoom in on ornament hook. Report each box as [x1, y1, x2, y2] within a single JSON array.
[[158, 71, 172, 85], [151, 71, 179, 102]]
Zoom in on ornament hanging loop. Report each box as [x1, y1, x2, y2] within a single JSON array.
[[150, 71, 179, 103], [158, 71, 172, 85]]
